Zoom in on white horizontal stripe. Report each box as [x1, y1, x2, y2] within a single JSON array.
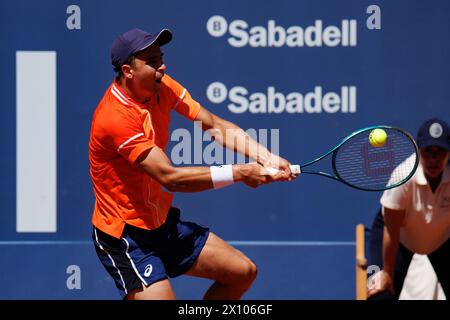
[[228, 241, 356, 246], [0, 240, 356, 246], [173, 88, 186, 110], [117, 133, 144, 152], [0, 241, 91, 245]]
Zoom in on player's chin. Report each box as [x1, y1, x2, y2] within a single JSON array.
[[425, 167, 441, 177]]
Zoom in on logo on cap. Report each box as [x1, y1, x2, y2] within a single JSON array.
[[429, 123, 443, 138]]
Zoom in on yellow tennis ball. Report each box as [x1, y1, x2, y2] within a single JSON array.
[[369, 128, 387, 147]]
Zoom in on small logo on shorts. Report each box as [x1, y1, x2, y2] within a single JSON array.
[[144, 264, 153, 277]]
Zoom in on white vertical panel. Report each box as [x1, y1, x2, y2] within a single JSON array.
[[16, 51, 57, 232]]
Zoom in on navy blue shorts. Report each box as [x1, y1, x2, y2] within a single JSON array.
[[92, 207, 210, 299]]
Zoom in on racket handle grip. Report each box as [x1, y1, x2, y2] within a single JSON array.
[[266, 165, 301, 175]]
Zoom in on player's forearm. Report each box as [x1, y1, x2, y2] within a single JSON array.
[[149, 164, 249, 193], [138, 145, 267, 192], [211, 118, 272, 163], [382, 224, 400, 278], [161, 166, 213, 192]]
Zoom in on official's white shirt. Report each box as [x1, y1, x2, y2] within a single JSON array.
[[380, 159, 450, 254]]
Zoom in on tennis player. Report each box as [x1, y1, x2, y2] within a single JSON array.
[[89, 28, 296, 300]]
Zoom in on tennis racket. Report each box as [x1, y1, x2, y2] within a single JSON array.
[[267, 125, 419, 191]]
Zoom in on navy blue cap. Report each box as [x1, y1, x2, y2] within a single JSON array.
[[417, 118, 450, 150], [111, 28, 172, 71]]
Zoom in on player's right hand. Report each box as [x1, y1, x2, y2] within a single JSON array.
[[235, 163, 271, 188]]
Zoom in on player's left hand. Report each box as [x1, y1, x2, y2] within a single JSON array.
[[259, 154, 297, 181]]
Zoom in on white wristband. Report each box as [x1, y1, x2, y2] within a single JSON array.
[[210, 165, 234, 189]]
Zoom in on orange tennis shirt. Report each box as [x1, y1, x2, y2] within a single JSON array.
[[89, 74, 201, 238]]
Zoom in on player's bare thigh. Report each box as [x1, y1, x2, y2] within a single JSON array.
[[126, 279, 176, 300], [186, 232, 257, 283]]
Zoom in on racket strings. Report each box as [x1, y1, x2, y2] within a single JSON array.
[[333, 128, 417, 190]]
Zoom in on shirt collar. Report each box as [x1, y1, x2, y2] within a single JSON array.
[[110, 81, 151, 108]]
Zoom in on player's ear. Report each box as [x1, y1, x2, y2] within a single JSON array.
[[121, 64, 133, 79]]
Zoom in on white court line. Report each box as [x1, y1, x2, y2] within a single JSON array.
[[0, 240, 355, 246], [0, 241, 91, 245], [228, 241, 355, 246]]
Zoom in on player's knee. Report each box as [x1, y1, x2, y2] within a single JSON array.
[[248, 260, 258, 282], [238, 259, 258, 287]]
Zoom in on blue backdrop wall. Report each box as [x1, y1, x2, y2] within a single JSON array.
[[1, 0, 449, 299]]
